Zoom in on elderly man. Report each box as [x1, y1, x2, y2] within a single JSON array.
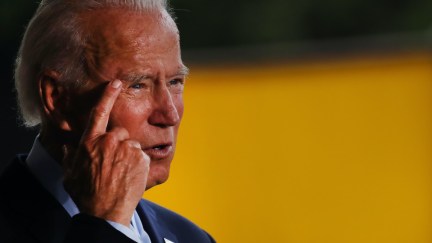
[[0, 0, 215, 242]]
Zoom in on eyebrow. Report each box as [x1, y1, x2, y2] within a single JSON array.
[[179, 65, 190, 76], [122, 73, 150, 84], [122, 65, 189, 83]]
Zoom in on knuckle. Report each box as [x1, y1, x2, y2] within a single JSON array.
[[102, 133, 119, 148], [137, 156, 149, 171], [143, 151, 150, 161], [111, 127, 130, 138], [140, 151, 150, 165], [123, 139, 141, 149]]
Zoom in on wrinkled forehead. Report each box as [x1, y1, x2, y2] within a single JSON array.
[[81, 8, 179, 56], [77, 7, 181, 82]]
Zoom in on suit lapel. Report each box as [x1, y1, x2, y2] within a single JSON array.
[[1, 157, 180, 243], [136, 200, 178, 243]]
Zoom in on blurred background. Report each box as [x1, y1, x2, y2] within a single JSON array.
[[1, 0, 432, 242]]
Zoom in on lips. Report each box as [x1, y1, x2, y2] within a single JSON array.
[[142, 143, 173, 160]]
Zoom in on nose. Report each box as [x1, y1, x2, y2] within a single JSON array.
[[148, 85, 180, 127]]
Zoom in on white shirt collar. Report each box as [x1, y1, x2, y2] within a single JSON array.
[[26, 136, 80, 217], [25, 136, 151, 243]]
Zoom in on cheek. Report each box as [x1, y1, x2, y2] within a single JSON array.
[[109, 97, 152, 129], [174, 94, 184, 119]]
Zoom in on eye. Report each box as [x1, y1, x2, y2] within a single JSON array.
[[168, 79, 184, 86], [167, 79, 185, 93], [129, 82, 147, 89]]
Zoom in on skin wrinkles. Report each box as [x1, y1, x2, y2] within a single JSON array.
[[65, 8, 186, 189], [82, 9, 179, 83]]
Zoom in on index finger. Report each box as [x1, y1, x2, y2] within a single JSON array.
[[83, 79, 122, 139]]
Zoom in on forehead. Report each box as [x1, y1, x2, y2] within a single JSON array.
[[82, 8, 178, 53], [80, 8, 181, 79]]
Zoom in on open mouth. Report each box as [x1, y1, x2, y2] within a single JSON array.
[[153, 144, 168, 150], [143, 143, 173, 159]]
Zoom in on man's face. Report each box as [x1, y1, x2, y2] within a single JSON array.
[[69, 9, 186, 189]]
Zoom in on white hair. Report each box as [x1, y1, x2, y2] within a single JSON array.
[[15, 0, 169, 127]]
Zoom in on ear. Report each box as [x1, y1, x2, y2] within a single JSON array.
[[38, 71, 72, 131]]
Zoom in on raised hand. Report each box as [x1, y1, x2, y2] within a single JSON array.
[[63, 79, 150, 226]]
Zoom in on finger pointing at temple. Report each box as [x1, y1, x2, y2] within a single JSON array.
[[84, 79, 122, 139]]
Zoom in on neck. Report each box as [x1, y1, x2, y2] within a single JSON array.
[[39, 123, 78, 166]]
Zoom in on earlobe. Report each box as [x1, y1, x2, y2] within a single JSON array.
[[39, 71, 72, 131]]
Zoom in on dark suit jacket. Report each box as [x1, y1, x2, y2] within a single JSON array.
[[0, 156, 215, 243]]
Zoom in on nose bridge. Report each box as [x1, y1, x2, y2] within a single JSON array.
[[149, 84, 180, 126]]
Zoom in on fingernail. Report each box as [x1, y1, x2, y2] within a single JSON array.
[[111, 79, 122, 89]]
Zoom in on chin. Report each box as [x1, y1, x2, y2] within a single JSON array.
[[145, 163, 171, 190]]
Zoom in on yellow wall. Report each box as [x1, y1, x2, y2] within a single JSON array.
[[146, 52, 432, 243]]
